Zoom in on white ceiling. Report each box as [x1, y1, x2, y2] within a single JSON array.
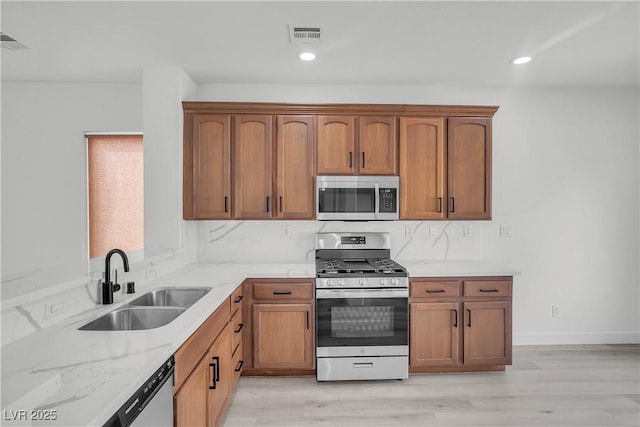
[[1, 1, 638, 87]]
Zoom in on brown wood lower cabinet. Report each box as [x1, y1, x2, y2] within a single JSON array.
[[241, 278, 316, 375], [409, 276, 512, 373], [174, 284, 243, 427]]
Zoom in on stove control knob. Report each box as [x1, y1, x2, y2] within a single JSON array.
[[337, 279, 344, 287], [359, 278, 367, 287], [380, 278, 389, 286], [391, 278, 399, 286], [327, 279, 335, 287]]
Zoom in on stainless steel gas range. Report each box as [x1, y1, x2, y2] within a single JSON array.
[[315, 232, 409, 381]]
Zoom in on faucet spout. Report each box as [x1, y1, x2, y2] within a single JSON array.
[[102, 248, 130, 304], [104, 248, 130, 285]]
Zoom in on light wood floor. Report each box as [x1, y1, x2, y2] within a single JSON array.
[[222, 345, 639, 427]]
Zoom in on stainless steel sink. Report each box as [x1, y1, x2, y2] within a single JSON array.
[[79, 306, 186, 331], [128, 287, 212, 308]]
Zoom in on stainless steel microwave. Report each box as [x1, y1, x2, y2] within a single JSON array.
[[316, 176, 399, 221]]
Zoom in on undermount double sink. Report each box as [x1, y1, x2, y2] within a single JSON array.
[[79, 287, 211, 331]]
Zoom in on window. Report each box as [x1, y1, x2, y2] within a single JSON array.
[[87, 134, 143, 258]]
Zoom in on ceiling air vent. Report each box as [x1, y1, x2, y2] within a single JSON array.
[[1, 33, 29, 50], [288, 25, 322, 45]]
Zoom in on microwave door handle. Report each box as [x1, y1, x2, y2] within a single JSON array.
[[374, 183, 380, 219]]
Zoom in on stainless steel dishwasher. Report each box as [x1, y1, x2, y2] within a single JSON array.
[[103, 356, 174, 427]]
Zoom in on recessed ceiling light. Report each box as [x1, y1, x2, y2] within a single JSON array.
[[510, 56, 532, 65], [299, 51, 316, 61]]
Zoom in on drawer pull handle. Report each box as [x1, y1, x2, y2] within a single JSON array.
[[233, 295, 244, 303], [453, 309, 458, 328], [479, 289, 499, 293], [353, 362, 374, 368], [426, 289, 445, 294], [234, 360, 244, 372], [273, 291, 292, 295], [234, 323, 244, 333]]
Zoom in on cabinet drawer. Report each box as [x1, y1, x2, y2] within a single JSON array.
[[464, 280, 512, 297], [253, 282, 313, 300], [411, 281, 460, 298], [232, 340, 243, 385], [231, 285, 244, 315], [231, 308, 243, 355]]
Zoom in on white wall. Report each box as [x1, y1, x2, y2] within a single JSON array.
[[1, 83, 142, 300], [195, 83, 640, 344]]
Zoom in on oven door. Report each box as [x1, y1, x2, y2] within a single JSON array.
[[316, 288, 408, 357]]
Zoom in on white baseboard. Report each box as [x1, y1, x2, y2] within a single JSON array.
[[513, 332, 640, 345]]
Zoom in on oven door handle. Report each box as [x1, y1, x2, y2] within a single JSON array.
[[316, 289, 408, 299]]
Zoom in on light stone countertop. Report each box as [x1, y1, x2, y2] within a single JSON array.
[[1, 259, 517, 426]]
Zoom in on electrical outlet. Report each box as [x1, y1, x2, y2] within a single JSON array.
[[500, 225, 513, 238], [405, 224, 415, 237], [44, 299, 67, 320], [282, 225, 292, 239], [552, 305, 560, 318], [463, 224, 473, 238]]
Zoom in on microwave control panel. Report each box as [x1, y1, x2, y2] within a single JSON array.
[[379, 188, 397, 213]]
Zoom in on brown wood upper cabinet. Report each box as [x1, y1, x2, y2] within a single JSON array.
[[234, 115, 274, 219], [399, 116, 492, 220], [183, 114, 232, 220], [276, 116, 315, 219], [316, 115, 397, 175]]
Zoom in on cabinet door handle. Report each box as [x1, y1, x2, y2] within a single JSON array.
[[437, 197, 443, 213], [273, 290, 292, 295], [361, 152, 365, 168], [224, 196, 228, 213], [453, 309, 458, 328], [234, 360, 244, 372], [279, 196, 283, 212], [234, 295, 244, 303], [480, 289, 500, 293], [208, 357, 219, 389], [426, 289, 445, 294], [234, 323, 244, 333], [306, 310, 310, 330], [450, 197, 455, 213], [266, 196, 270, 212], [466, 309, 471, 327], [349, 152, 353, 168]]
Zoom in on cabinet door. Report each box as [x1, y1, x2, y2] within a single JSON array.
[[463, 301, 511, 366], [207, 323, 232, 427], [234, 115, 274, 219], [253, 303, 314, 369], [316, 115, 355, 174], [184, 114, 231, 219], [276, 116, 314, 219], [447, 117, 491, 219], [359, 116, 397, 175], [399, 117, 445, 219], [174, 353, 209, 427], [410, 302, 460, 367]]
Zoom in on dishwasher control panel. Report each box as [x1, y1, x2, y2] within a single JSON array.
[[104, 355, 175, 427]]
